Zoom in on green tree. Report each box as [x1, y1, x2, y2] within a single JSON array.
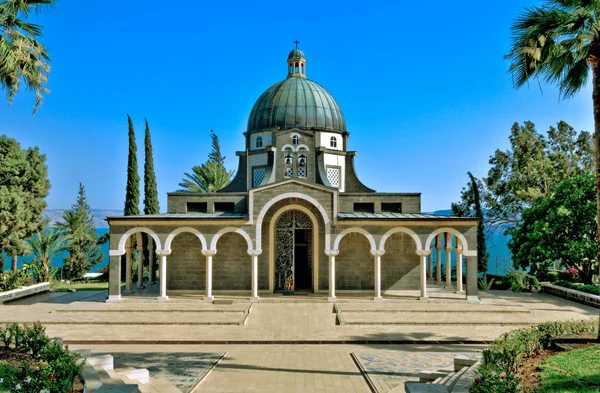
[[143, 119, 159, 215], [26, 228, 66, 282], [58, 183, 103, 279], [124, 114, 140, 215], [507, 0, 600, 283], [508, 174, 598, 284], [0, 0, 55, 114], [451, 172, 490, 277], [485, 121, 592, 228], [0, 135, 50, 271], [178, 130, 233, 192]]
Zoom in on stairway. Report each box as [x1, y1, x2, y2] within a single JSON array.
[[402, 355, 480, 393]]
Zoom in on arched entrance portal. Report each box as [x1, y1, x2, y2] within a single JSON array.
[[274, 210, 313, 292]]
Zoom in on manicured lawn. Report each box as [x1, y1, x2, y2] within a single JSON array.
[[51, 281, 108, 291], [540, 345, 600, 392]]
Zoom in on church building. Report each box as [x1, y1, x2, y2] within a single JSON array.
[[107, 46, 480, 303]]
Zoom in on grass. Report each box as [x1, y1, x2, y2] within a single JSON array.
[[539, 345, 600, 393], [51, 281, 108, 291]]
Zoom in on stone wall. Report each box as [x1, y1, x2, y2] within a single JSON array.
[[336, 233, 374, 290], [167, 232, 205, 291], [381, 232, 420, 291], [213, 232, 251, 290]]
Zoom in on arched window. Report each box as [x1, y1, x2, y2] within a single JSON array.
[[330, 136, 337, 148], [292, 135, 299, 145], [256, 136, 263, 148], [284, 151, 293, 178], [298, 154, 307, 178]]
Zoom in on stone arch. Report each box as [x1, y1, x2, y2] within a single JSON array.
[[336, 232, 373, 290], [379, 227, 422, 252], [164, 227, 208, 251], [212, 231, 252, 291], [210, 227, 253, 252], [281, 144, 295, 152], [268, 204, 320, 293], [296, 144, 309, 152], [113, 227, 161, 256], [424, 228, 474, 256], [255, 192, 331, 250], [381, 231, 420, 292], [333, 227, 376, 252]]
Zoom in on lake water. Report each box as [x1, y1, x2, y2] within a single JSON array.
[[3, 229, 514, 276]]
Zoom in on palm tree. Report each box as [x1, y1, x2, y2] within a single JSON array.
[[0, 0, 55, 114], [26, 228, 66, 282], [178, 161, 233, 192], [507, 0, 600, 338]]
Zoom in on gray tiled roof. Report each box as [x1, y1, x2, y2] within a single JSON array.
[[337, 212, 472, 220]]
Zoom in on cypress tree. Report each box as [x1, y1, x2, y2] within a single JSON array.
[[124, 114, 140, 216], [468, 172, 489, 280], [143, 119, 159, 215], [208, 129, 225, 166]]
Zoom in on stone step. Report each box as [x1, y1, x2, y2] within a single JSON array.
[[437, 371, 456, 386], [419, 370, 451, 383], [115, 368, 150, 384], [88, 354, 114, 370], [453, 355, 478, 371], [95, 366, 124, 385], [405, 382, 448, 393], [444, 366, 468, 391]]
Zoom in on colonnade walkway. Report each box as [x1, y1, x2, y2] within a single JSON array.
[[1, 289, 596, 392]]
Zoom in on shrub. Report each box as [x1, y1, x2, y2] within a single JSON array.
[[479, 277, 495, 290], [560, 268, 580, 283], [504, 270, 540, 292], [471, 319, 598, 393], [0, 323, 82, 393], [0, 265, 33, 292], [554, 280, 600, 296]]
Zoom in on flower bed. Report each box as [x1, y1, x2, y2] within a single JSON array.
[[541, 282, 600, 308], [554, 280, 600, 296], [0, 322, 83, 393], [470, 319, 598, 393]]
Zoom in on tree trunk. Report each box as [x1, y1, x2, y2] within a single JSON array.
[[11, 255, 17, 271], [590, 57, 600, 341]]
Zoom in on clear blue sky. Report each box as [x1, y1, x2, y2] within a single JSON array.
[[2, 0, 594, 213]]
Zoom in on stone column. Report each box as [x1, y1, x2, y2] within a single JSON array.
[[326, 250, 339, 302], [148, 238, 155, 285], [136, 233, 145, 290], [455, 241, 464, 294], [445, 233, 453, 290], [427, 247, 433, 280], [466, 255, 479, 303], [203, 250, 216, 302], [107, 254, 122, 302], [157, 250, 171, 302], [417, 250, 430, 300], [435, 234, 442, 285], [371, 250, 384, 301], [125, 237, 133, 294], [249, 250, 261, 302]]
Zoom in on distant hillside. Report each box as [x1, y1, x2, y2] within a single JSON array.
[[44, 209, 122, 228], [425, 209, 453, 216]]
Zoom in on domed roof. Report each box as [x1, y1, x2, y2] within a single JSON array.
[[288, 48, 305, 59], [247, 77, 346, 133]]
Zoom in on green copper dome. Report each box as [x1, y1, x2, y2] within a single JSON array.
[[288, 48, 305, 59], [247, 77, 346, 133]]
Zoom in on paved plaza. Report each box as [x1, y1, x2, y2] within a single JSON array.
[[0, 289, 597, 392]]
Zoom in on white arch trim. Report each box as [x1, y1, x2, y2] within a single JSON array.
[[281, 144, 295, 152], [268, 204, 320, 292], [379, 227, 423, 252], [424, 227, 474, 256], [296, 144, 309, 152], [164, 227, 208, 251], [210, 227, 254, 252], [115, 227, 162, 255], [255, 192, 331, 250], [333, 227, 377, 252]]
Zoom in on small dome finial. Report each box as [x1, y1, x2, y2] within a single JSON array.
[[287, 42, 306, 78]]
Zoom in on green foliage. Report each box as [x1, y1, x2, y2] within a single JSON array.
[[478, 276, 495, 290], [472, 319, 598, 393], [0, 0, 56, 114], [451, 172, 489, 274], [0, 323, 83, 393], [555, 280, 600, 296], [26, 228, 66, 282], [509, 174, 598, 284], [539, 344, 600, 393], [0, 135, 50, 270], [503, 269, 540, 292], [143, 119, 159, 215], [124, 114, 140, 216], [0, 263, 32, 291], [178, 130, 234, 192], [58, 183, 103, 279]]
